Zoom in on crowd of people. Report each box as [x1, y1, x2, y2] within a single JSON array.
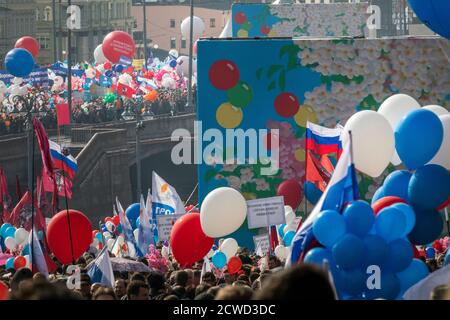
[[0, 87, 194, 136], [1, 244, 449, 301]]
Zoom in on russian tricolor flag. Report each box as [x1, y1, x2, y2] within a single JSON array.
[[306, 122, 343, 158], [49, 140, 78, 179]]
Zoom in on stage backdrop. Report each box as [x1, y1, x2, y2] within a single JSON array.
[[197, 37, 450, 249], [231, 3, 369, 38]]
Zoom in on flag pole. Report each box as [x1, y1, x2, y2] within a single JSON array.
[[61, 152, 76, 265], [304, 131, 309, 219], [30, 119, 35, 272], [347, 130, 358, 200]]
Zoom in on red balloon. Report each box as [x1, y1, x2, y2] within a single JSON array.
[[372, 196, 407, 215], [47, 210, 93, 265], [227, 256, 242, 274], [104, 62, 112, 70], [104, 217, 113, 223], [0, 281, 8, 300], [209, 60, 240, 90], [112, 215, 121, 226], [274, 92, 300, 118], [92, 230, 99, 237], [234, 12, 247, 24], [277, 179, 303, 210], [261, 25, 271, 35], [170, 213, 214, 267], [102, 31, 135, 64], [13, 256, 26, 270], [15, 36, 39, 58]]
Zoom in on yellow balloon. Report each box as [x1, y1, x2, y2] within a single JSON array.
[[294, 148, 306, 162], [268, 30, 278, 37], [216, 103, 243, 129], [237, 29, 249, 38], [294, 104, 318, 128]]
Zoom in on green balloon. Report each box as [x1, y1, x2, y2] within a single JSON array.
[[103, 93, 116, 104], [242, 21, 252, 31], [227, 81, 253, 108]]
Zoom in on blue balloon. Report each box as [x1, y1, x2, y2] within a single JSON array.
[[304, 248, 333, 266], [408, 0, 450, 40], [101, 224, 107, 232], [169, 60, 177, 68], [408, 164, 450, 211], [332, 234, 364, 269], [425, 247, 436, 259], [0, 223, 12, 237], [313, 210, 346, 248], [383, 170, 412, 201], [115, 64, 124, 73], [343, 200, 375, 237], [125, 203, 141, 229], [278, 224, 286, 238], [371, 187, 385, 205], [95, 233, 103, 242], [4, 227, 16, 239], [395, 109, 443, 170], [363, 234, 388, 266], [375, 207, 406, 242], [6, 257, 14, 270], [304, 181, 323, 205], [383, 238, 413, 273], [409, 208, 443, 245], [390, 203, 416, 236], [4, 48, 35, 77], [339, 268, 367, 295], [283, 230, 295, 247], [364, 272, 400, 300], [212, 251, 227, 269], [22, 244, 30, 256], [396, 259, 429, 295]]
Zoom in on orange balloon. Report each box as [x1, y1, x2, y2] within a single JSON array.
[[0, 281, 8, 300], [144, 90, 158, 102]]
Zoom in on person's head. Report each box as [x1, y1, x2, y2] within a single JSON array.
[[207, 286, 221, 298], [195, 283, 211, 297], [201, 272, 216, 286], [249, 272, 260, 285], [224, 273, 235, 285], [130, 273, 146, 283], [90, 283, 102, 297], [233, 280, 249, 287], [185, 269, 194, 287], [215, 285, 253, 300], [127, 281, 149, 300], [148, 272, 166, 293], [163, 294, 179, 300], [195, 292, 214, 300], [268, 256, 282, 269], [172, 285, 186, 299], [10, 280, 82, 300], [93, 287, 117, 300], [174, 270, 189, 287], [237, 274, 250, 285], [114, 279, 127, 298], [254, 264, 336, 300], [430, 285, 449, 300], [78, 274, 92, 299], [193, 270, 201, 286], [32, 273, 47, 285], [10, 268, 33, 292]]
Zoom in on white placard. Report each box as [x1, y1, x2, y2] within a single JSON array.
[[156, 214, 184, 241], [253, 233, 270, 257], [246, 196, 286, 229]]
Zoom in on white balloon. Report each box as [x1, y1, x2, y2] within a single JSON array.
[[118, 73, 132, 86], [107, 238, 115, 251], [429, 115, 450, 170], [378, 94, 421, 166], [105, 221, 115, 232], [220, 238, 239, 260], [180, 16, 205, 40], [5, 237, 17, 250], [200, 187, 247, 238], [169, 49, 179, 59], [0, 81, 7, 94], [94, 44, 107, 64], [285, 208, 295, 226], [23, 255, 30, 268], [161, 77, 176, 89], [133, 229, 139, 243], [423, 105, 449, 117], [274, 245, 288, 261], [15, 228, 29, 245], [342, 111, 394, 178], [176, 56, 190, 76], [161, 246, 170, 258], [12, 77, 23, 85]]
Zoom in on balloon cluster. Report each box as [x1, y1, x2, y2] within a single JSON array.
[[0, 223, 30, 270], [274, 205, 300, 261], [3, 36, 39, 78]]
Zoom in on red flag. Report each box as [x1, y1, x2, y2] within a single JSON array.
[[56, 103, 70, 126], [8, 191, 32, 229], [270, 225, 279, 252], [42, 169, 73, 199], [33, 118, 54, 178], [35, 176, 48, 231], [117, 82, 136, 98]]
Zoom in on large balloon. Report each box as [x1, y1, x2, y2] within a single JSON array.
[[339, 268, 367, 295], [94, 44, 107, 64], [363, 234, 388, 267], [395, 109, 443, 170], [4, 48, 35, 78], [397, 259, 429, 295], [47, 210, 93, 265], [371, 187, 385, 205], [332, 234, 364, 269], [277, 179, 302, 209], [220, 238, 239, 260], [102, 31, 135, 64], [383, 170, 412, 201], [343, 200, 375, 237], [375, 207, 407, 242], [13, 256, 27, 270], [14, 228, 29, 245], [409, 209, 443, 245], [408, 164, 450, 210], [176, 56, 190, 76], [383, 238, 413, 273], [180, 16, 205, 40], [390, 203, 416, 235], [15, 36, 40, 58], [313, 210, 346, 248], [304, 247, 333, 266], [200, 187, 247, 238], [377, 94, 421, 165], [342, 111, 394, 177], [372, 196, 407, 215], [429, 115, 450, 170], [4, 237, 17, 251], [407, 0, 450, 40], [125, 203, 140, 229], [170, 213, 214, 266], [423, 105, 449, 117]]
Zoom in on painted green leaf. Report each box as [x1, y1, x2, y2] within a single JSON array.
[[279, 70, 286, 91], [204, 169, 218, 182], [267, 64, 283, 78]]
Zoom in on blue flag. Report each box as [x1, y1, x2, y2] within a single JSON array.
[[116, 197, 144, 258], [87, 247, 115, 288]]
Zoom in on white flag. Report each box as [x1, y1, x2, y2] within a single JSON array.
[[152, 171, 185, 216]]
